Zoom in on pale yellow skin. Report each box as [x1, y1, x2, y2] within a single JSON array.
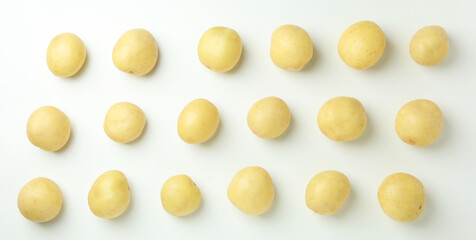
[[395, 99, 443, 147], [46, 33, 87, 77], [247, 96, 291, 139], [378, 173, 426, 222], [26, 106, 71, 151], [161, 175, 201, 217], [338, 21, 386, 69], [104, 102, 146, 143], [177, 99, 220, 144], [227, 166, 275, 215], [88, 170, 130, 219], [17, 177, 62, 222], [410, 25, 449, 66], [305, 170, 351, 215], [270, 25, 313, 71], [198, 26, 242, 72], [317, 97, 367, 142], [113, 29, 158, 76]]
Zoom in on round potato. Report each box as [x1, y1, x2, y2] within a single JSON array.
[[270, 24, 313, 71], [198, 26, 242, 72], [338, 21, 386, 69], [104, 102, 146, 143], [247, 96, 291, 139], [88, 170, 130, 219], [177, 98, 219, 144], [161, 175, 201, 217], [410, 25, 449, 66], [17, 177, 62, 222], [227, 166, 274, 215], [305, 170, 351, 215], [26, 106, 71, 151], [395, 99, 443, 146], [113, 29, 158, 76], [46, 33, 87, 77], [378, 173, 425, 222], [317, 97, 367, 142]]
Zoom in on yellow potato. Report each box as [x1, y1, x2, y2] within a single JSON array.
[[198, 26, 242, 72], [88, 170, 130, 219], [317, 97, 367, 142], [161, 175, 201, 217], [26, 106, 71, 151], [410, 25, 449, 66], [113, 29, 158, 76], [338, 21, 386, 69], [247, 96, 291, 139], [46, 33, 87, 77], [395, 99, 443, 146], [378, 173, 425, 222], [104, 102, 146, 143], [227, 166, 274, 215], [305, 170, 351, 215], [177, 99, 219, 144], [17, 177, 62, 222], [270, 25, 313, 71]]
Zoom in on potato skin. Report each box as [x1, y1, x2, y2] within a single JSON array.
[[305, 170, 351, 215], [270, 25, 313, 71], [198, 26, 242, 72], [161, 175, 201, 217], [17, 177, 63, 222], [88, 170, 130, 219], [46, 33, 87, 77], [410, 25, 448, 66], [103, 102, 146, 143], [177, 99, 219, 144], [26, 106, 71, 151], [247, 96, 291, 139]]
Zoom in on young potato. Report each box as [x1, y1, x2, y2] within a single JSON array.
[[305, 170, 351, 215], [161, 175, 201, 217], [227, 166, 274, 215], [177, 98, 219, 144], [338, 21, 386, 69], [104, 102, 146, 143], [317, 97, 367, 142], [247, 96, 291, 139], [378, 173, 426, 222], [17, 177, 63, 222], [270, 25, 313, 71], [410, 25, 449, 66], [46, 33, 87, 77], [112, 29, 158, 76], [198, 26, 242, 72], [26, 106, 71, 151], [88, 170, 130, 219], [395, 99, 443, 146]]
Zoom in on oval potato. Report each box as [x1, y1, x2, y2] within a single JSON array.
[[305, 170, 351, 215], [247, 96, 291, 139], [410, 25, 449, 66], [17, 177, 63, 222], [104, 102, 146, 143], [26, 106, 71, 151], [198, 26, 242, 72], [46, 32, 87, 77], [177, 99, 219, 144], [270, 24, 313, 71], [161, 175, 201, 217]]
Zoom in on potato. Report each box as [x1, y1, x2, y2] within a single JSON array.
[[227, 166, 274, 215], [198, 26, 242, 72], [395, 99, 443, 146], [161, 175, 201, 217], [305, 170, 351, 215], [112, 29, 158, 76], [17, 177, 62, 222], [338, 21, 386, 69], [270, 25, 313, 71], [317, 97, 367, 142], [26, 106, 71, 151], [247, 96, 291, 139], [46, 33, 87, 77], [177, 99, 219, 144], [410, 25, 449, 66], [378, 173, 425, 222], [104, 102, 146, 143], [88, 170, 130, 219]]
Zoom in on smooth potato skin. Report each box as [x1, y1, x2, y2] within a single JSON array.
[[103, 102, 146, 143], [161, 175, 201, 217], [177, 99, 219, 144], [395, 99, 443, 147], [410, 25, 448, 66], [198, 26, 242, 72], [88, 170, 130, 219], [17, 177, 63, 222], [247, 96, 291, 139], [46, 33, 87, 77], [338, 21, 386, 69], [378, 173, 426, 222], [305, 170, 350, 215], [270, 25, 313, 71], [26, 106, 71, 151]]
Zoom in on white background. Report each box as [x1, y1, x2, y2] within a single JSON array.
[[0, 0, 474, 239]]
